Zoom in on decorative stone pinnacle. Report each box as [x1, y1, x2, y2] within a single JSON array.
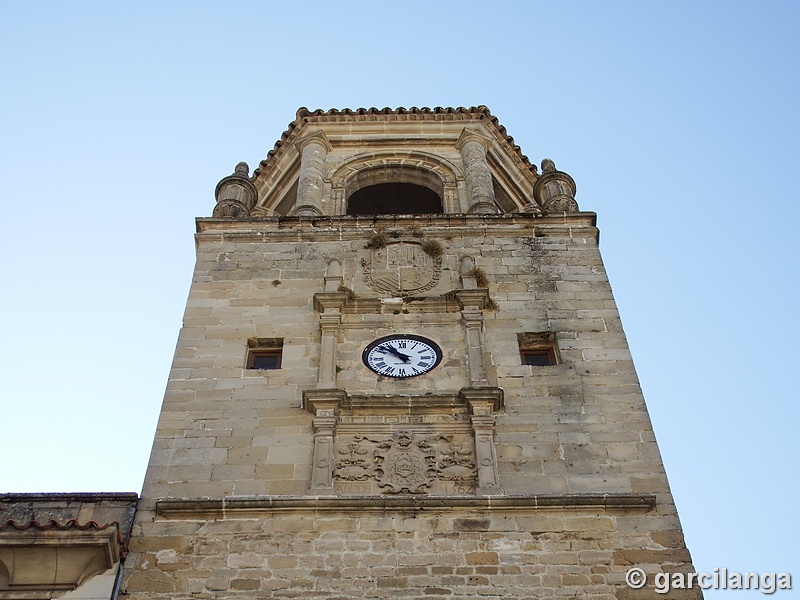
[[541, 158, 556, 173], [234, 162, 249, 177], [213, 162, 259, 219], [533, 159, 579, 215]]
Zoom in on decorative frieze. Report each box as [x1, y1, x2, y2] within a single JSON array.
[[302, 388, 502, 496]]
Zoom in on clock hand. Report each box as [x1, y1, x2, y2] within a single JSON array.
[[378, 345, 411, 362]]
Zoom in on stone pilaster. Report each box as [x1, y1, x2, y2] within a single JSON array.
[[456, 289, 492, 387], [318, 314, 340, 389], [324, 259, 343, 292], [292, 131, 331, 216], [303, 389, 347, 493], [443, 183, 460, 213], [461, 388, 503, 495], [313, 292, 348, 389], [457, 129, 499, 214], [459, 256, 478, 289]]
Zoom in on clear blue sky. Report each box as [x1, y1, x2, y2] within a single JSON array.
[[2, 2, 798, 597]]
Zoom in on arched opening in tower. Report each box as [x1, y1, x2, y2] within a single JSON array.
[[346, 183, 443, 216]]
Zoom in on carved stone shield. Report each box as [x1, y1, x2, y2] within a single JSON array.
[[362, 242, 441, 296], [374, 431, 435, 494]]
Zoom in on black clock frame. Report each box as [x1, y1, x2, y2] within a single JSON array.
[[361, 334, 443, 379]]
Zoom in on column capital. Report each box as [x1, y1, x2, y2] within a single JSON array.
[[313, 292, 349, 313], [455, 289, 492, 310], [456, 127, 494, 152], [294, 130, 332, 154], [302, 388, 347, 415], [459, 387, 504, 413]]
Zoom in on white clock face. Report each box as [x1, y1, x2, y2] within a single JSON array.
[[362, 334, 443, 379]]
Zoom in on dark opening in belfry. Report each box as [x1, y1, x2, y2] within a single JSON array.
[[347, 182, 443, 216]]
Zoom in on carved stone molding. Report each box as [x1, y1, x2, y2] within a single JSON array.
[[302, 388, 503, 496], [156, 493, 656, 519], [0, 524, 121, 594], [454, 289, 491, 310]]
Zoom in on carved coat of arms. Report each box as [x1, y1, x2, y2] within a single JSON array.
[[362, 242, 441, 296], [374, 431, 436, 494], [332, 432, 478, 495]]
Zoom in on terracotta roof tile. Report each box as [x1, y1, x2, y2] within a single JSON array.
[[0, 518, 128, 555]]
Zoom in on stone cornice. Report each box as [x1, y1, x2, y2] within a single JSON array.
[[155, 494, 656, 519], [0, 524, 122, 593], [0, 493, 139, 503], [195, 213, 599, 244], [302, 387, 504, 416]]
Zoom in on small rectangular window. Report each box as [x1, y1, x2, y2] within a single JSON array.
[[521, 348, 557, 366], [246, 338, 283, 370], [518, 332, 558, 367]]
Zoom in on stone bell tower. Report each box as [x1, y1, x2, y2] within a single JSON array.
[[122, 106, 700, 598]]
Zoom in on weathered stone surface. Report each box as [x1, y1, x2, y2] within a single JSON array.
[[122, 108, 700, 599]]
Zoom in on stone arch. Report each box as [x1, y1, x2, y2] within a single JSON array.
[[329, 151, 461, 215]]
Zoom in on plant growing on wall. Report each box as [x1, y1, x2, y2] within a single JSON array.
[[365, 231, 388, 250], [469, 266, 489, 288], [421, 240, 443, 258]]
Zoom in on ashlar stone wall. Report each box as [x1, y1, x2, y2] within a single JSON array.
[[122, 213, 700, 599]]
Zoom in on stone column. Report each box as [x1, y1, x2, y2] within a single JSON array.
[[293, 131, 331, 216], [457, 129, 499, 214]]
